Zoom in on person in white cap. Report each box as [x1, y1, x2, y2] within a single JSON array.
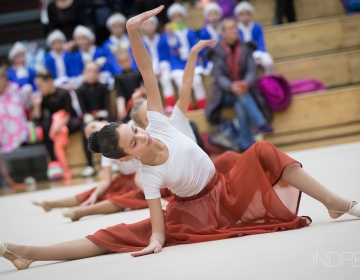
[[141, 16, 175, 114], [158, 3, 207, 110], [7, 42, 37, 92], [102, 13, 136, 75], [234, 1, 275, 75], [198, 2, 223, 75], [71, 25, 114, 87], [44, 30, 73, 84]]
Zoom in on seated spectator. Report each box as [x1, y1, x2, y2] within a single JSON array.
[[44, 30, 73, 86], [102, 13, 135, 74], [142, 16, 175, 113], [114, 49, 144, 122], [71, 25, 113, 87], [0, 65, 29, 153], [7, 42, 37, 93], [235, 1, 275, 75], [76, 62, 111, 177], [198, 2, 223, 75], [47, 0, 86, 41], [206, 19, 273, 151], [32, 67, 81, 179], [158, 3, 207, 110]]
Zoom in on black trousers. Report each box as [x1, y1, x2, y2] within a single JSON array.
[[274, 0, 296, 24], [41, 117, 81, 162]]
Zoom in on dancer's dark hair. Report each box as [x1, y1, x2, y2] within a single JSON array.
[[88, 122, 128, 159]]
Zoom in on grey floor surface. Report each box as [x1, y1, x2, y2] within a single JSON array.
[[1, 142, 360, 279]]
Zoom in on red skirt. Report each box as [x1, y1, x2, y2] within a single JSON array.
[[76, 173, 173, 210], [87, 141, 312, 253]]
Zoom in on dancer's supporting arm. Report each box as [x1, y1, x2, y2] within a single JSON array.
[[81, 166, 112, 206], [176, 39, 215, 114], [126, 6, 167, 257], [126, 6, 165, 114]]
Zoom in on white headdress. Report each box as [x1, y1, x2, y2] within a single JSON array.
[[8, 42, 26, 60], [106, 13, 126, 29], [234, 1, 255, 16], [143, 16, 159, 27], [203, 2, 223, 18], [167, 3, 187, 20], [73, 25, 95, 42], [46, 29, 66, 47]]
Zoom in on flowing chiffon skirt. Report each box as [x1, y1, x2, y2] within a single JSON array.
[[87, 141, 312, 252], [76, 173, 173, 210]]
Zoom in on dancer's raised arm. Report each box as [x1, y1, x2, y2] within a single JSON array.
[[176, 40, 215, 114], [126, 6, 164, 114]]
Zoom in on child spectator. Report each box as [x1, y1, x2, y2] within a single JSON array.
[[235, 1, 275, 75], [71, 25, 113, 87], [32, 68, 81, 179], [114, 49, 144, 122], [142, 16, 175, 113], [0, 65, 29, 153], [158, 3, 207, 110], [198, 2, 223, 75], [102, 13, 134, 75], [7, 42, 37, 93], [76, 62, 111, 177], [44, 30, 73, 85]]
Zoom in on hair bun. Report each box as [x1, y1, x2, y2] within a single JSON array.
[[88, 131, 101, 153]]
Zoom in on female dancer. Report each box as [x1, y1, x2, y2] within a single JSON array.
[[1, 6, 359, 270], [31, 36, 212, 221]]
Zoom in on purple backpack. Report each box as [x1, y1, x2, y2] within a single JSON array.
[[289, 78, 325, 95], [256, 75, 292, 111]]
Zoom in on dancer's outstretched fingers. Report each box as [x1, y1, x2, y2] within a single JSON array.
[[126, 6, 164, 31], [131, 240, 162, 257]]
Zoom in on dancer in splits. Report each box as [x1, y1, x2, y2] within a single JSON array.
[[1, 6, 359, 270]]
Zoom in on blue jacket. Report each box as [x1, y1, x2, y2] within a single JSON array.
[[7, 67, 37, 90], [44, 52, 73, 79], [238, 22, 266, 52]]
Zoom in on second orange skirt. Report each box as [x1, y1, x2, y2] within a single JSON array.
[[87, 141, 312, 252]]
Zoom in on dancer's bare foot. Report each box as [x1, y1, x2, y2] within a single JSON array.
[[62, 207, 80, 221], [32, 200, 52, 212], [1, 243, 33, 270]]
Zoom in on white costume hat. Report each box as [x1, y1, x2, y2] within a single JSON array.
[[234, 1, 255, 16], [73, 25, 95, 42], [106, 13, 126, 29], [46, 29, 66, 47], [203, 2, 223, 18], [144, 16, 159, 27], [8, 42, 26, 61], [167, 3, 187, 20]]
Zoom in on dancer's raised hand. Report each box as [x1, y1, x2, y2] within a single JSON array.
[[191, 39, 216, 54], [126, 6, 164, 31]]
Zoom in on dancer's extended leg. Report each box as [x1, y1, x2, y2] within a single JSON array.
[[2, 239, 108, 270], [63, 200, 123, 221], [33, 197, 81, 211]]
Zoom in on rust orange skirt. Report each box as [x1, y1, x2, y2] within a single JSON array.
[[87, 141, 312, 253], [76, 173, 173, 210]]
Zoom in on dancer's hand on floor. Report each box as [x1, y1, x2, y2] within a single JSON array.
[[131, 240, 162, 257], [126, 6, 164, 31], [81, 193, 97, 206]]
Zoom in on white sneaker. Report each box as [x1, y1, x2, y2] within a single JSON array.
[[81, 166, 95, 177]]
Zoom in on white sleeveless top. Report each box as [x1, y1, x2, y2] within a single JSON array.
[[140, 111, 215, 199]]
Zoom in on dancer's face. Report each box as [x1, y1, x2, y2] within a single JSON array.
[[117, 124, 153, 158], [110, 22, 125, 38], [207, 10, 221, 25], [237, 10, 252, 26]]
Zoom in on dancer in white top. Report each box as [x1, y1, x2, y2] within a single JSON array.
[[1, 7, 359, 270]]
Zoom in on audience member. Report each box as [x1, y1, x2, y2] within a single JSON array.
[[235, 1, 275, 75], [0, 66, 29, 153], [76, 62, 111, 177], [47, 0, 86, 41], [206, 19, 273, 151], [114, 49, 144, 122], [32, 68, 81, 178], [44, 30, 73, 85], [274, 0, 296, 25], [158, 3, 207, 110], [142, 16, 175, 113]]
